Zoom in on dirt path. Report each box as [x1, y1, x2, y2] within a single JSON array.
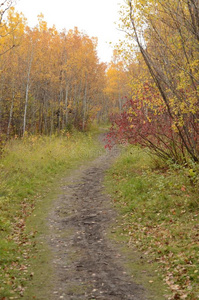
[[47, 138, 148, 300]]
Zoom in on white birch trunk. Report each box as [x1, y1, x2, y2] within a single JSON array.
[[23, 47, 33, 137]]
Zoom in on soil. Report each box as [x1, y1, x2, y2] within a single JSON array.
[[47, 136, 148, 300]]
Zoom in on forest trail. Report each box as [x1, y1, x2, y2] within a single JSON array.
[[44, 136, 147, 300]]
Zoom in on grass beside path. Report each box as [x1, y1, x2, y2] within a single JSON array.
[[0, 131, 104, 299], [105, 146, 199, 300]]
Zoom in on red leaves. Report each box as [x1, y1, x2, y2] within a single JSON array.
[[106, 97, 172, 149], [181, 186, 186, 192], [106, 92, 199, 164]]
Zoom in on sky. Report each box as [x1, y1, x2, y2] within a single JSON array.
[[15, 0, 125, 63]]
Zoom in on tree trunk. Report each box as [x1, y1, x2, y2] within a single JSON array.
[[65, 83, 69, 126], [7, 89, 15, 137], [23, 48, 33, 137], [82, 76, 87, 131]]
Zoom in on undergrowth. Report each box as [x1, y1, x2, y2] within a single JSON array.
[[106, 146, 199, 300], [0, 131, 102, 299]]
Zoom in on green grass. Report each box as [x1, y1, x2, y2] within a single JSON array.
[[105, 146, 199, 300], [0, 131, 103, 299]]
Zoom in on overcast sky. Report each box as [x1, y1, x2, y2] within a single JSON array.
[[15, 0, 125, 63]]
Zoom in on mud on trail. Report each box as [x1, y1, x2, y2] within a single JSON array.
[[45, 140, 148, 300]]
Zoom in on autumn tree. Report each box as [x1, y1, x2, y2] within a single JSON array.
[[0, 10, 108, 138], [105, 51, 130, 117], [0, 1, 18, 55], [0, 6, 25, 138], [109, 0, 199, 164]]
